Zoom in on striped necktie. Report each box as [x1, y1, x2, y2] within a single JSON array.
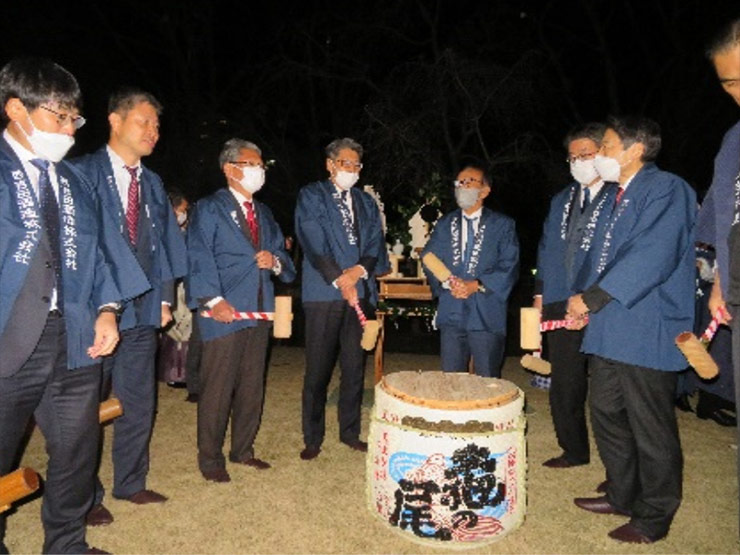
[[125, 166, 140, 245]]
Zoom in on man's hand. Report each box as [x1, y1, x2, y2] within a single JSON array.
[[566, 294, 589, 321], [564, 315, 588, 330], [211, 299, 236, 323], [451, 279, 478, 299], [340, 283, 359, 306], [709, 276, 732, 324], [161, 304, 173, 328], [336, 265, 365, 290], [255, 250, 275, 270], [87, 312, 119, 359], [532, 295, 543, 311]]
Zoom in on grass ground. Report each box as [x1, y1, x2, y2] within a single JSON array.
[[5, 347, 739, 554]]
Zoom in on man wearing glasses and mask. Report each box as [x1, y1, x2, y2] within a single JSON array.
[[422, 165, 519, 378], [0, 58, 148, 554], [187, 139, 295, 482], [295, 137, 388, 461], [533, 123, 615, 470]]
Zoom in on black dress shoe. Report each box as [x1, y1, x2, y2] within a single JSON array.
[[675, 393, 694, 413], [596, 479, 609, 493], [202, 468, 231, 483], [574, 495, 629, 516], [542, 454, 587, 468], [697, 407, 737, 427], [341, 439, 368, 453], [185, 393, 198, 403], [113, 489, 168, 504], [300, 446, 321, 460], [230, 457, 271, 469], [608, 522, 664, 544], [85, 547, 111, 554], [86, 504, 114, 527]]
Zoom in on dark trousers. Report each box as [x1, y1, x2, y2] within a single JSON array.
[[302, 301, 365, 448], [0, 314, 100, 554], [95, 325, 157, 503], [731, 310, 740, 536], [589, 355, 682, 538], [546, 328, 590, 464], [186, 313, 202, 396], [439, 327, 505, 378], [197, 324, 270, 472]]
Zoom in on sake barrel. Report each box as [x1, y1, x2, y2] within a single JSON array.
[[367, 371, 526, 547]]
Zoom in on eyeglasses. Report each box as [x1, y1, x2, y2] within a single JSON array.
[[39, 105, 86, 130], [454, 177, 483, 188], [566, 152, 597, 164], [333, 158, 363, 170], [230, 160, 267, 170]]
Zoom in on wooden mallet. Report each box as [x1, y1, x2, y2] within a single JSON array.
[[351, 301, 380, 351], [0, 467, 40, 513], [675, 310, 726, 380], [99, 398, 123, 424], [421, 252, 452, 283], [519, 308, 589, 375], [201, 295, 294, 338]]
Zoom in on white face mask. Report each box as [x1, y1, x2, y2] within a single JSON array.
[[569, 158, 599, 185], [593, 154, 621, 182], [238, 166, 265, 194], [454, 187, 480, 210], [17, 116, 75, 162], [334, 170, 359, 191]]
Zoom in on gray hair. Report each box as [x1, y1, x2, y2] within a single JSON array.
[[707, 19, 740, 59], [563, 122, 607, 151], [218, 138, 262, 169], [325, 137, 363, 160]]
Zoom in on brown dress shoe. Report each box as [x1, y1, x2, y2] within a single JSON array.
[[230, 457, 271, 469], [202, 468, 231, 483], [300, 446, 321, 460], [113, 489, 168, 504], [608, 522, 664, 544], [341, 439, 368, 453], [86, 504, 114, 527], [574, 495, 630, 516]]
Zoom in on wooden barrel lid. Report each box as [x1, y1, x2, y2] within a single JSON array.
[[381, 371, 519, 410]]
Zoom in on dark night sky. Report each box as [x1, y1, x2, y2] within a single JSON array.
[[2, 0, 740, 273]]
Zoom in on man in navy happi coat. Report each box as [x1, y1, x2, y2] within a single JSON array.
[[295, 137, 388, 460], [188, 139, 295, 483], [73, 88, 187, 524], [0, 58, 148, 554], [534, 123, 615, 469], [567, 116, 695, 544], [423, 164, 519, 378], [699, 18, 740, 535]]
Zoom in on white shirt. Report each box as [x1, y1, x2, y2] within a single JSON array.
[[4, 129, 60, 310], [106, 145, 141, 215]]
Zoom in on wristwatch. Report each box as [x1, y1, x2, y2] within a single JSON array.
[[98, 305, 121, 319], [476, 281, 487, 294]]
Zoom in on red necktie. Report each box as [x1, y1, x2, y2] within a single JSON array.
[[244, 201, 259, 247], [615, 186, 625, 205], [125, 166, 140, 244]]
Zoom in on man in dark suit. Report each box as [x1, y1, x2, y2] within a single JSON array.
[[0, 58, 148, 554], [74, 89, 187, 525], [187, 139, 295, 482], [422, 165, 519, 378], [533, 123, 614, 469], [567, 117, 695, 544], [295, 137, 388, 460]]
